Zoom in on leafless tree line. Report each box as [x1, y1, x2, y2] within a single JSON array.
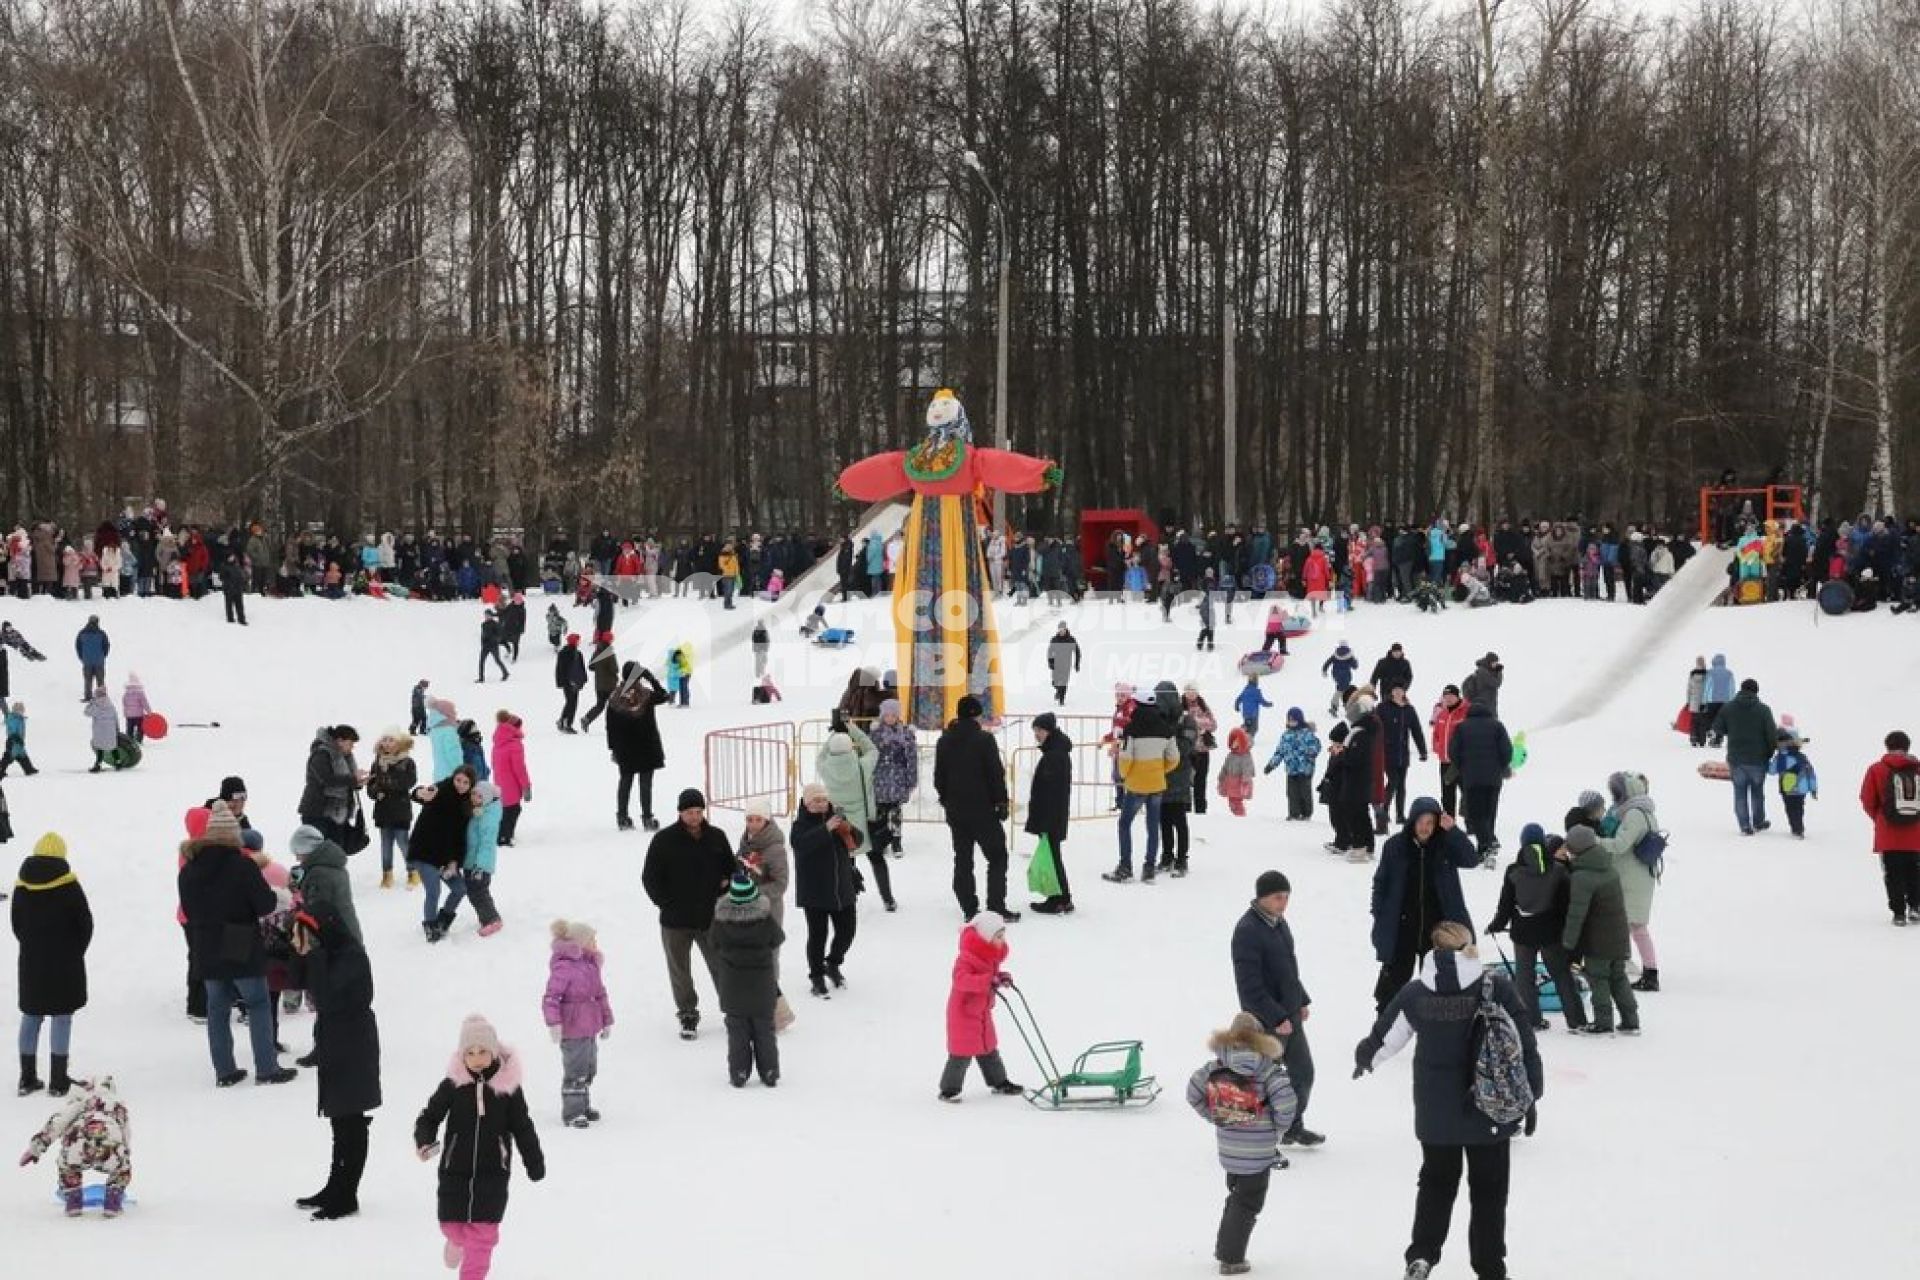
[[0, 0, 1916, 537]]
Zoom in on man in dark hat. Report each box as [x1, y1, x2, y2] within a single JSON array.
[[933, 695, 1016, 923], [641, 788, 736, 1039], [1231, 870, 1321, 1147]]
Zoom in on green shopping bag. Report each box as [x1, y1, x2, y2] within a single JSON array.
[[1027, 834, 1062, 898]]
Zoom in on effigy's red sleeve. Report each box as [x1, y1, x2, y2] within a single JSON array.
[[970, 448, 1056, 494], [837, 453, 912, 502]]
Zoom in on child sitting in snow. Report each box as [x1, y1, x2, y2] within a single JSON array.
[[1769, 725, 1818, 840], [542, 921, 614, 1126], [21, 1074, 132, 1218], [799, 605, 827, 640], [1263, 710, 1321, 821], [751, 673, 783, 705], [1216, 729, 1257, 818], [1186, 1012, 1297, 1276], [939, 913, 1023, 1102], [2, 701, 35, 778]]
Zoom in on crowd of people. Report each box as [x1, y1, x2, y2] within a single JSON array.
[[7, 491, 1920, 1278]]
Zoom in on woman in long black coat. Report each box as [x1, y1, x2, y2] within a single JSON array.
[[12, 832, 92, 1097], [292, 902, 380, 1220], [605, 662, 666, 832]]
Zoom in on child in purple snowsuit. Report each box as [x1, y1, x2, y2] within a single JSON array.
[[541, 920, 613, 1127]]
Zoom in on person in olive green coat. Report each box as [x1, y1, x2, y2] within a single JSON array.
[[289, 825, 362, 944], [1561, 825, 1638, 1034], [1595, 771, 1662, 991]]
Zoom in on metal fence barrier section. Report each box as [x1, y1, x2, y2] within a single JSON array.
[[702, 722, 795, 816], [708, 714, 1114, 837]]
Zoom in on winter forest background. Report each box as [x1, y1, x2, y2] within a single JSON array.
[[0, 0, 1917, 537]]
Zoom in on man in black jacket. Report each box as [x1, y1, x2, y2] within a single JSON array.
[[1449, 702, 1513, 862], [1231, 871, 1321, 1147], [933, 695, 1016, 922], [476, 610, 509, 683], [554, 634, 588, 734], [1024, 714, 1074, 914], [1376, 685, 1429, 827], [641, 789, 737, 1038], [178, 801, 295, 1087]]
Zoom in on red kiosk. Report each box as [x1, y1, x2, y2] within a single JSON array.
[[1079, 509, 1161, 590]]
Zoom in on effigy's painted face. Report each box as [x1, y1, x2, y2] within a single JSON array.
[[926, 392, 961, 431]]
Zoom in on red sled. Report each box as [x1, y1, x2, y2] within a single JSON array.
[[1672, 706, 1692, 735], [1697, 760, 1730, 781], [143, 713, 170, 741]]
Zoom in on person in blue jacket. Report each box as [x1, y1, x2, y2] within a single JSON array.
[[74, 617, 110, 701], [1368, 797, 1479, 1011], [457, 781, 505, 937], [424, 699, 463, 783], [1768, 726, 1818, 839], [1700, 654, 1735, 747], [1233, 678, 1273, 741], [1321, 643, 1359, 717], [1426, 521, 1453, 583]]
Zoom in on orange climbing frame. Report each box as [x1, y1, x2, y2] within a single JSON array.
[[1698, 485, 1804, 545]]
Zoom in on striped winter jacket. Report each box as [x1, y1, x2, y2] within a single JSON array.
[[1186, 1039, 1298, 1175]]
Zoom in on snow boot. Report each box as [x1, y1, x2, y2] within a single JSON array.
[[989, 1080, 1025, 1096], [478, 920, 504, 938], [63, 1187, 84, 1217], [1101, 867, 1134, 884], [18, 1054, 42, 1096], [810, 975, 830, 998], [642, 817, 660, 832], [616, 814, 634, 831], [677, 1012, 700, 1040], [1630, 968, 1659, 993], [48, 1054, 71, 1097], [1404, 1263, 1433, 1280], [102, 1186, 124, 1218], [938, 1090, 962, 1103], [825, 963, 846, 990], [380, 870, 394, 889], [1281, 1125, 1325, 1147], [406, 869, 420, 889], [216, 1069, 249, 1087], [1219, 1264, 1251, 1277]]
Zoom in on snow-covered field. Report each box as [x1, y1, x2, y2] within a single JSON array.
[[0, 581, 1910, 1278]]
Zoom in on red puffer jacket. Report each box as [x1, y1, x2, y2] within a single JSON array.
[[1860, 753, 1920, 854], [945, 926, 1007, 1057]]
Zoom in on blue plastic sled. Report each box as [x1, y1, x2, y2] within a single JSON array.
[[814, 628, 857, 648], [54, 1184, 134, 1212], [1495, 954, 1583, 1015]]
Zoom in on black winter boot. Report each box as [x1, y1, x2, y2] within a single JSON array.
[[47, 1054, 71, 1097], [18, 1054, 43, 1096], [1631, 968, 1660, 993]]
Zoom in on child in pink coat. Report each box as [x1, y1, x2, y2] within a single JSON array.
[[1216, 728, 1257, 817], [122, 676, 151, 743], [490, 712, 531, 846], [938, 913, 1024, 1102], [541, 921, 613, 1128]]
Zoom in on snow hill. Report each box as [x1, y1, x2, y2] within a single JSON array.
[[0, 585, 1910, 1278]]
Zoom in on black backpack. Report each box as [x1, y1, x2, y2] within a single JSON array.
[[1885, 765, 1920, 826]]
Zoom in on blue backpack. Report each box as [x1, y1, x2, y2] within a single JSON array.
[[1633, 828, 1668, 879], [1469, 983, 1535, 1126]]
